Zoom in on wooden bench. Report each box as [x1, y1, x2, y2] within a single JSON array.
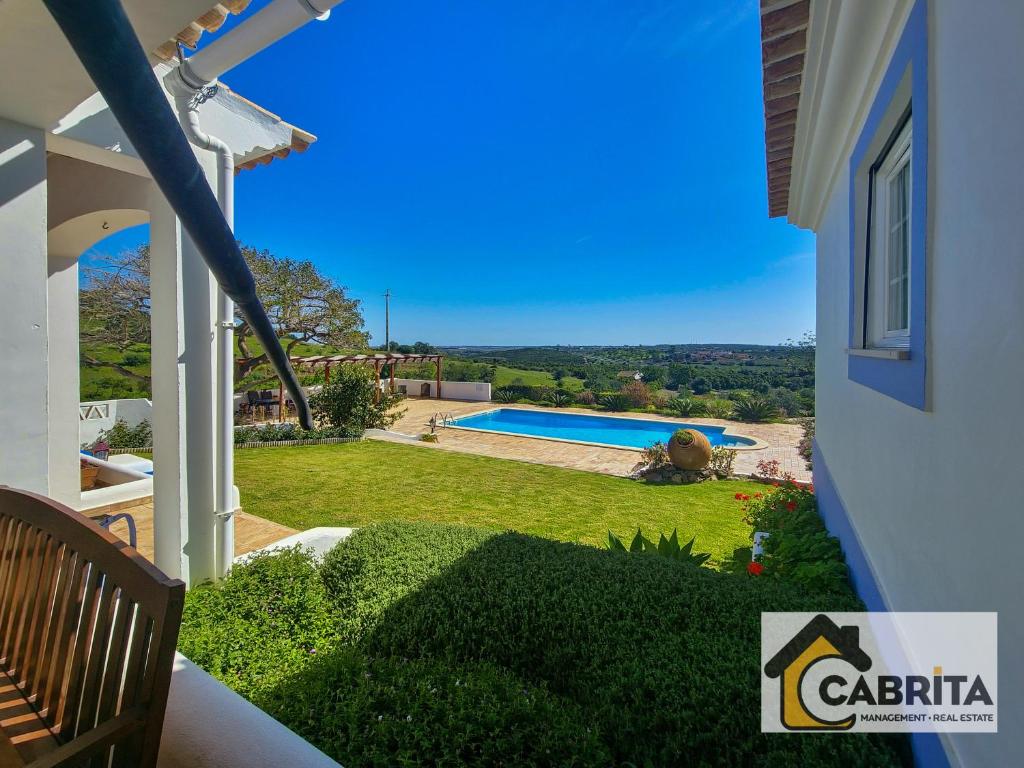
[[0, 487, 184, 767]]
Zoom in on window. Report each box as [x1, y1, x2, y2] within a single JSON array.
[[866, 117, 912, 347]]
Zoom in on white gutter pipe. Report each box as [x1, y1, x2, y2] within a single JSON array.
[[177, 0, 345, 90], [167, 0, 344, 578], [169, 80, 238, 579]]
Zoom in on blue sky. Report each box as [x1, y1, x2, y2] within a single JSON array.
[[93, 0, 815, 346]]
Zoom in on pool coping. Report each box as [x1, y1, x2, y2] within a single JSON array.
[[445, 406, 768, 452]]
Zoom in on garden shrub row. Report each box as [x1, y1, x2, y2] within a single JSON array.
[[181, 521, 904, 767]]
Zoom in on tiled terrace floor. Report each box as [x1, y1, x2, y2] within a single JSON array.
[[377, 398, 811, 482], [95, 501, 296, 564]]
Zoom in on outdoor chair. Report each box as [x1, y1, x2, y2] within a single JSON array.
[[0, 486, 184, 767]]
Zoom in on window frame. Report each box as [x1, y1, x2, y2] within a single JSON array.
[[865, 115, 913, 348]]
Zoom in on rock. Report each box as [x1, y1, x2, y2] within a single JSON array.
[[671, 473, 684, 484]]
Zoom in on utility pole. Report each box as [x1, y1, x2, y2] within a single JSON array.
[[383, 288, 391, 351]]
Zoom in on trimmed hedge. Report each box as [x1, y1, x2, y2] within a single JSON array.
[[181, 522, 905, 767]]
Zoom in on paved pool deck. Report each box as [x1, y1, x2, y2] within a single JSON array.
[[375, 398, 811, 482]]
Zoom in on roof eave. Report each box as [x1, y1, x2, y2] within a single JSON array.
[[759, 0, 810, 219]]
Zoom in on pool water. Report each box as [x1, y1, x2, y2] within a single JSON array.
[[450, 408, 757, 450]]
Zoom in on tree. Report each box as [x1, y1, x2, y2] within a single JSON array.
[[234, 245, 369, 381], [309, 365, 404, 435], [79, 243, 369, 389], [79, 245, 152, 384]]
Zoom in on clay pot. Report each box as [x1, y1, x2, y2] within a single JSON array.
[[667, 429, 712, 470]]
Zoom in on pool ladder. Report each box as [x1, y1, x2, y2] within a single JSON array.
[[429, 412, 456, 432]]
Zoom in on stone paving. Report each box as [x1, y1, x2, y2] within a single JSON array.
[[376, 397, 811, 482]]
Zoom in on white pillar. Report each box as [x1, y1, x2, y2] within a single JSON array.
[[46, 252, 82, 505], [149, 170, 219, 586], [0, 118, 50, 496]]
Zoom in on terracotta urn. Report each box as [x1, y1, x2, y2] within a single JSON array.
[[667, 428, 712, 470]]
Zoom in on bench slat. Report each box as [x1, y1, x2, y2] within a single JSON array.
[[0, 486, 184, 768]]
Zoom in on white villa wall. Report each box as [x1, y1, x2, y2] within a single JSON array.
[[0, 117, 51, 497], [813, 3, 1024, 765], [80, 397, 154, 445], [393, 378, 491, 401]]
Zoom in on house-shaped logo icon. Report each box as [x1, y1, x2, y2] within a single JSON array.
[[764, 614, 873, 730]]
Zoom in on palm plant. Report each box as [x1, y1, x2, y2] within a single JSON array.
[[545, 391, 573, 408], [494, 388, 517, 403], [704, 398, 735, 419], [600, 393, 630, 412], [732, 395, 779, 423], [668, 397, 708, 417]]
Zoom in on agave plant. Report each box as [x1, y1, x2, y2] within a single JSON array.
[[669, 397, 708, 417], [494, 388, 518, 403], [732, 395, 779, 423], [600, 393, 630, 412], [545, 391, 573, 408], [606, 528, 711, 567]]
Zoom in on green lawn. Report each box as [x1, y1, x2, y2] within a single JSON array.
[[234, 440, 760, 563], [491, 365, 585, 391]]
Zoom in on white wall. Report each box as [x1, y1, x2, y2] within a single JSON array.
[[393, 378, 491, 401], [814, 3, 1024, 764], [0, 117, 50, 496], [80, 398, 154, 446]]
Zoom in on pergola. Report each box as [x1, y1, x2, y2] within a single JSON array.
[[237, 352, 444, 420]]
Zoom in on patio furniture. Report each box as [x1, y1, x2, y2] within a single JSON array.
[[0, 486, 184, 767]]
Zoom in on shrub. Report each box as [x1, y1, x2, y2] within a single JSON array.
[[732, 395, 780, 423], [309, 366, 405, 435], [631, 441, 671, 474], [606, 527, 711, 567], [233, 423, 352, 445], [255, 649, 610, 767], [599, 393, 630, 411], [652, 392, 672, 409], [575, 389, 597, 406], [493, 387, 517, 403], [323, 522, 901, 767], [741, 486, 851, 595], [704, 398, 735, 419], [668, 397, 707, 417], [92, 418, 152, 450], [419, 432, 438, 443], [798, 417, 815, 470], [755, 458, 795, 482], [620, 380, 651, 408], [180, 522, 902, 767], [709, 446, 737, 477], [179, 547, 337, 700]]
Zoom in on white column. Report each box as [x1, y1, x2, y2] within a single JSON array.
[[46, 252, 82, 505], [149, 169, 219, 586], [0, 118, 50, 495]]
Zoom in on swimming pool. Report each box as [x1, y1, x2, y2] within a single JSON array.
[[449, 408, 760, 450]]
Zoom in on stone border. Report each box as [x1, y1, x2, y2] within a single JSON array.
[[108, 437, 362, 453], [446, 406, 768, 451]]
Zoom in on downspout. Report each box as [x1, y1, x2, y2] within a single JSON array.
[[166, 0, 346, 577], [170, 77, 237, 578]]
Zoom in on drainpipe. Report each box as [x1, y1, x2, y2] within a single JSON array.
[[166, 0, 345, 579], [169, 76, 237, 578], [171, 0, 345, 578], [177, 0, 344, 91]]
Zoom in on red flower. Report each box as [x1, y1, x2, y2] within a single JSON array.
[[747, 562, 764, 576], [785, 501, 797, 512], [734, 492, 744, 500], [754, 492, 763, 499]]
